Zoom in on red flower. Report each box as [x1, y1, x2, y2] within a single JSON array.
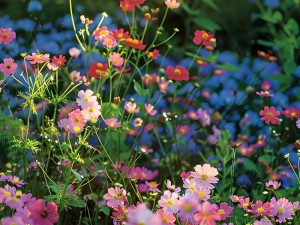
[[193, 30, 215, 48], [125, 38, 146, 50], [87, 62, 109, 79], [112, 28, 130, 40], [259, 106, 280, 125], [165, 65, 189, 81], [282, 106, 300, 119], [120, 0, 136, 12], [51, 55, 66, 67], [146, 49, 160, 59]]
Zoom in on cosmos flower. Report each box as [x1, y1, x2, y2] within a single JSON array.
[[259, 106, 280, 125]]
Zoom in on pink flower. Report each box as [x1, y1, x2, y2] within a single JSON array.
[[0, 58, 17, 76], [93, 26, 110, 41], [270, 197, 294, 223], [259, 106, 280, 125], [76, 90, 97, 109], [165, 0, 180, 9], [81, 104, 102, 121], [158, 190, 179, 213], [194, 186, 211, 202], [158, 78, 169, 94], [105, 118, 121, 128], [191, 164, 219, 189], [28, 199, 59, 225], [103, 186, 127, 208], [165, 65, 189, 81], [166, 179, 181, 193], [156, 209, 176, 225], [133, 118, 143, 127], [256, 90, 274, 98], [194, 202, 221, 225], [109, 52, 124, 67], [102, 34, 118, 48], [145, 181, 161, 192], [265, 180, 281, 190], [144, 103, 157, 116], [0, 28, 16, 45], [69, 47, 81, 57], [127, 203, 161, 225], [25, 52, 50, 64], [124, 101, 140, 114], [69, 70, 82, 82], [176, 193, 199, 223], [253, 218, 273, 225], [2, 215, 25, 225]]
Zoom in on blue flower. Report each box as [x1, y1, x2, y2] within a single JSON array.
[[27, 1, 43, 12]]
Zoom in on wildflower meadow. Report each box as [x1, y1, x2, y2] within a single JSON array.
[[1, 0, 300, 224]]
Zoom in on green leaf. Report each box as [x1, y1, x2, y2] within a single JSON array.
[[215, 63, 241, 72], [258, 155, 276, 165], [119, 151, 131, 160], [44, 195, 59, 202], [193, 17, 221, 31], [133, 80, 147, 97], [202, 0, 220, 11], [71, 169, 83, 181], [185, 52, 217, 64], [260, 10, 282, 23], [101, 102, 119, 119], [47, 185, 58, 193], [180, 2, 200, 15], [99, 205, 110, 216], [284, 18, 299, 35], [65, 195, 87, 208], [256, 39, 275, 48], [244, 159, 261, 176]]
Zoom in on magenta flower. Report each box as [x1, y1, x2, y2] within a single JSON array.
[[194, 186, 211, 202], [270, 197, 294, 223], [0, 184, 16, 203], [165, 65, 189, 81], [105, 118, 121, 128], [259, 106, 280, 125], [69, 70, 82, 82], [127, 203, 161, 225], [256, 90, 274, 98], [7, 175, 25, 187], [25, 52, 50, 64], [253, 218, 273, 225], [0, 58, 17, 76], [251, 200, 271, 218], [191, 164, 219, 189], [0, 28, 16, 45], [217, 202, 233, 220], [2, 215, 25, 225], [28, 199, 59, 225], [144, 103, 157, 116]]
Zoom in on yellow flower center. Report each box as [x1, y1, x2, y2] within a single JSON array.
[[184, 204, 192, 212], [201, 174, 208, 180], [257, 207, 264, 213], [174, 69, 181, 75], [218, 209, 225, 215], [166, 199, 173, 206]]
